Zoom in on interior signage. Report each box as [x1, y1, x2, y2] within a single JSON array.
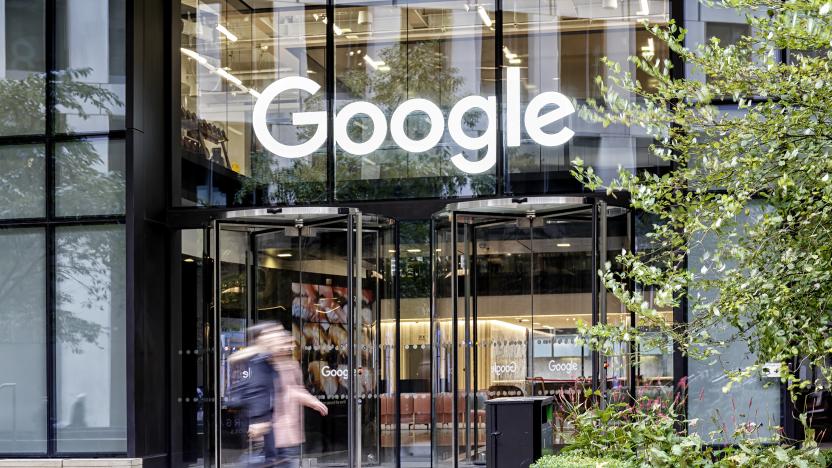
[[493, 362, 518, 375], [253, 67, 575, 174], [321, 365, 351, 379], [548, 361, 579, 373]]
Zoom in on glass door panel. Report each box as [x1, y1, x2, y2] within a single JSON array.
[[216, 225, 255, 467], [210, 210, 393, 468], [431, 198, 624, 464], [431, 214, 454, 467]]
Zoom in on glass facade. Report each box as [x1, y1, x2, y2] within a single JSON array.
[[177, 0, 670, 207], [0, 0, 795, 463], [0, 0, 126, 457]]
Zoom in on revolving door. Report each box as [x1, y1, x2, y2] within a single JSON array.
[[431, 197, 631, 467], [207, 208, 397, 468]]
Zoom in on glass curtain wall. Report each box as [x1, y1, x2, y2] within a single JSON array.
[[179, 0, 328, 207], [177, 0, 671, 207], [430, 199, 636, 467], [0, 0, 126, 456], [502, 0, 670, 193], [331, 0, 497, 199], [175, 210, 396, 468]]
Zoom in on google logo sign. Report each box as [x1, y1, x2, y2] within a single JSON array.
[[253, 67, 575, 175]]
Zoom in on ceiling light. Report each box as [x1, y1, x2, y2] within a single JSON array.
[[214, 68, 242, 86], [180, 48, 207, 65], [277, 253, 292, 258], [184, 258, 195, 263], [477, 6, 492, 27], [407, 249, 422, 253], [641, 38, 655, 58], [216, 24, 238, 42], [509, 58, 522, 64], [388, 249, 396, 253], [557, 243, 571, 247], [363, 54, 385, 70], [358, 11, 373, 25]]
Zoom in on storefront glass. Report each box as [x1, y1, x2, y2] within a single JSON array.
[[177, 0, 670, 207], [502, 0, 670, 193], [0, 0, 127, 458]]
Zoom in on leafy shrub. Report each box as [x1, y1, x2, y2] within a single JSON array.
[[556, 394, 828, 467], [532, 453, 629, 467]]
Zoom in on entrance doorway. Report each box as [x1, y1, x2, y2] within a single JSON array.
[[430, 197, 631, 467], [183, 208, 397, 468]]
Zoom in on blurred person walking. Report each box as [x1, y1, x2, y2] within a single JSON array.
[[268, 328, 329, 468], [228, 323, 281, 466]]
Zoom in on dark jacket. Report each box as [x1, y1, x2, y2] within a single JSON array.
[[229, 352, 279, 425]]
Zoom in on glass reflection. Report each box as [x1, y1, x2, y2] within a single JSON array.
[[503, 0, 671, 192], [0, 228, 47, 453], [0, 144, 45, 219], [55, 139, 126, 217], [0, 0, 45, 136], [179, 0, 326, 207], [55, 224, 127, 453], [55, 0, 126, 134], [332, 2, 497, 200]]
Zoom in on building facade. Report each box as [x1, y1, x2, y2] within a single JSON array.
[[0, 0, 791, 467]]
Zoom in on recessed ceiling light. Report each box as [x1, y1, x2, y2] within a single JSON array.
[[216, 24, 239, 42], [277, 253, 292, 258], [407, 249, 422, 253], [557, 243, 571, 247]]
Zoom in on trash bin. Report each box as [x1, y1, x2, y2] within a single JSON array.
[[485, 396, 554, 468]]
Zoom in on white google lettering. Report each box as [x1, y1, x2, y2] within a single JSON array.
[[252, 67, 575, 174], [548, 361, 579, 373], [321, 365, 350, 379], [493, 362, 518, 376]]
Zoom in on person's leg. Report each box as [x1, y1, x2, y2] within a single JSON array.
[[274, 445, 301, 468], [255, 430, 275, 467]]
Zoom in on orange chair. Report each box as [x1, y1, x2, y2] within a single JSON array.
[[413, 393, 431, 428], [380, 393, 394, 427], [400, 393, 415, 428], [437, 392, 452, 426]]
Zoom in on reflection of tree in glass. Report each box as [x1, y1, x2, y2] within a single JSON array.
[[0, 68, 124, 351], [238, 41, 495, 204], [57, 227, 125, 353], [336, 41, 493, 199]]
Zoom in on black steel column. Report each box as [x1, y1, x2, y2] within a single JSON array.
[[394, 222, 402, 468], [451, 213, 459, 468], [494, 0, 505, 196], [325, 0, 335, 202], [590, 199, 599, 391]]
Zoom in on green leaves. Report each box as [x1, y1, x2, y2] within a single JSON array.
[[573, 0, 832, 423]]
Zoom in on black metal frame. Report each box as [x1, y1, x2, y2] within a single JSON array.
[[0, 0, 128, 459], [153, 0, 796, 464]]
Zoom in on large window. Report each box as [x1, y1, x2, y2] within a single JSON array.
[[0, 0, 126, 456], [177, 0, 670, 207]]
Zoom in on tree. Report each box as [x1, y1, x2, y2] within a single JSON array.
[[237, 40, 496, 204], [0, 68, 124, 352], [572, 0, 832, 402]]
